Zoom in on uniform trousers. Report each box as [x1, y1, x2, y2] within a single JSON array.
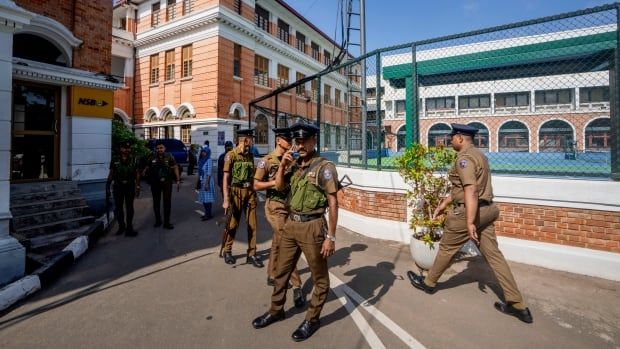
[[265, 199, 302, 288], [223, 186, 257, 256], [269, 217, 329, 322], [113, 182, 135, 230], [151, 181, 172, 224], [425, 203, 525, 306]]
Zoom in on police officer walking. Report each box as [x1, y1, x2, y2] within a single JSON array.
[[144, 141, 180, 230], [252, 123, 339, 342], [107, 140, 140, 236], [221, 129, 263, 268], [407, 123, 533, 324], [253, 127, 305, 308]]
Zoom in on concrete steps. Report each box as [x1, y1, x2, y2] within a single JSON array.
[[9, 181, 98, 258]]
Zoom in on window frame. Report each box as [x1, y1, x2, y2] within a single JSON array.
[[277, 19, 290, 44], [254, 54, 269, 87], [255, 5, 269, 32], [233, 44, 241, 77], [149, 54, 159, 84], [277, 64, 289, 87], [151, 2, 160, 27], [181, 45, 192, 78], [164, 49, 175, 81], [296, 32, 306, 52]]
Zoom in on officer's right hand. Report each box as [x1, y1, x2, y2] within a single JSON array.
[[222, 200, 229, 215], [281, 150, 294, 167]]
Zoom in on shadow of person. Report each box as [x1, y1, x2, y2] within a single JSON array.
[[432, 257, 504, 300], [329, 243, 368, 269]]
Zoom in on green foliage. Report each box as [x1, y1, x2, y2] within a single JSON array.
[[111, 120, 150, 160], [396, 143, 456, 246]]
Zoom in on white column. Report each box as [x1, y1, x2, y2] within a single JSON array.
[[0, 0, 33, 287]]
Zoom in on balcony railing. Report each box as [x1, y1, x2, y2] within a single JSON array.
[[534, 103, 572, 112], [579, 101, 610, 111]]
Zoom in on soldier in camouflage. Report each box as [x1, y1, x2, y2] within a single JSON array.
[[107, 141, 140, 236]]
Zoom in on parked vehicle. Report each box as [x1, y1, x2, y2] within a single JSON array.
[[147, 139, 189, 173]]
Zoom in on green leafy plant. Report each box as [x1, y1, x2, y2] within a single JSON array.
[[111, 120, 150, 161], [396, 143, 456, 247]]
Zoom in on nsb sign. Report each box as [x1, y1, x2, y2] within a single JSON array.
[[70, 86, 114, 118]]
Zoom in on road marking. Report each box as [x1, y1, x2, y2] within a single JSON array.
[[329, 271, 426, 349]]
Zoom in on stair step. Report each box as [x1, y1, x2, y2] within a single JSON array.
[[10, 197, 88, 216], [10, 181, 76, 196], [12, 206, 90, 230], [27, 225, 93, 249], [16, 216, 96, 238], [10, 189, 82, 205]]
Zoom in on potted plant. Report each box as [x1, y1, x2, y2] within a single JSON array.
[[396, 143, 455, 270]]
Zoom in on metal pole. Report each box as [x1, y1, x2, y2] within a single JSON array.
[[275, 94, 279, 128], [360, 0, 367, 169], [613, 5, 620, 180], [375, 51, 382, 170], [317, 76, 322, 156]]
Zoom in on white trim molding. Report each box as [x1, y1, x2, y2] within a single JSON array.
[[12, 58, 122, 90], [16, 14, 82, 66]]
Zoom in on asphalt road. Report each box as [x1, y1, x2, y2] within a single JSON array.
[[1, 176, 618, 349]]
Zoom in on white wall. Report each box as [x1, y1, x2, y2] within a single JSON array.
[[67, 117, 111, 181]]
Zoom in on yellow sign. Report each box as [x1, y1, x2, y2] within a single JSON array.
[[70, 86, 114, 118]]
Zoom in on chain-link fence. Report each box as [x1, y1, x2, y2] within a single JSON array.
[[250, 3, 620, 179]]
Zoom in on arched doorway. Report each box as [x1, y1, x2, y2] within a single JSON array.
[[498, 121, 529, 152], [427, 123, 451, 147], [585, 118, 611, 151], [538, 120, 574, 152], [468, 122, 489, 150]]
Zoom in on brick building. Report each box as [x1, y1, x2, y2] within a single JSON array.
[[113, 0, 353, 158], [0, 0, 119, 286]]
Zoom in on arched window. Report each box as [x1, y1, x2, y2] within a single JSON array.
[[13, 33, 68, 66], [255, 114, 268, 145], [427, 123, 451, 147], [161, 110, 173, 121], [539, 120, 574, 152], [179, 108, 191, 119], [468, 122, 489, 150], [397, 126, 407, 151], [585, 118, 611, 151], [499, 121, 529, 152]]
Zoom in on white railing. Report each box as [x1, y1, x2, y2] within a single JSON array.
[[458, 107, 491, 115], [425, 109, 456, 117], [578, 102, 610, 111], [534, 103, 572, 112], [495, 106, 530, 114]]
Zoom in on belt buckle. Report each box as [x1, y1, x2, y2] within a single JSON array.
[[243, 182, 250, 188], [292, 214, 301, 222]]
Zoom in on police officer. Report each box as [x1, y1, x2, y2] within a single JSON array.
[[221, 129, 263, 268], [253, 127, 305, 308], [107, 141, 140, 236], [144, 141, 180, 230], [407, 123, 533, 324], [252, 123, 339, 342]]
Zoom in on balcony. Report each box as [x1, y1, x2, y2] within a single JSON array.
[[112, 27, 134, 41], [458, 107, 491, 115], [579, 101, 609, 111], [495, 105, 530, 114], [534, 103, 572, 112]]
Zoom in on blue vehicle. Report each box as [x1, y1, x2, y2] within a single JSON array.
[[147, 139, 189, 173]]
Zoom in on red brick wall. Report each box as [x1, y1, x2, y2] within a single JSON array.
[[16, 0, 112, 74], [340, 187, 407, 222]]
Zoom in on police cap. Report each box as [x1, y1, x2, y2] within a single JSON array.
[[224, 140, 234, 148], [273, 127, 292, 140], [289, 122, 319, 139], [236, 129, 255, 137], [449, 123, 478, 137]]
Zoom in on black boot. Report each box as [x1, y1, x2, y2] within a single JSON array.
[[407, 270, 436, 294], [293, 288, 305, 308], [291, 320, 320, 342], [494, 302, 533, 324], [252, 311, 285, 329], [247, 256, 264, 268], [224, 252, 236, 265], [115, 224, 126, 235]]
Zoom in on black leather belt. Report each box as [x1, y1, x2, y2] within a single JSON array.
[[456, 200, 492, 207], [289, 213, 323, 222], [231, 182, 251, 188]]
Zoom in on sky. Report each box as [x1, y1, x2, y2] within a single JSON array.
[[283, 0, 614, 52]]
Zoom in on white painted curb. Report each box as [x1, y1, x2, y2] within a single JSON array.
[[63, 236, 89, 259], [0, 275, 41, 312]]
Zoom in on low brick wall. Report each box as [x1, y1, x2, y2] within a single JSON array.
[[339, 187, 407, 222]]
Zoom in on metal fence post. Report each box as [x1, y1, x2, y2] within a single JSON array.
[[376, 52, 382, 170], [316, 75, 322, 156], [613, 5, 620, 180]]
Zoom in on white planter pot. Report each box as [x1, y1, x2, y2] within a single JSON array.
[[409, 235, 439, 270]]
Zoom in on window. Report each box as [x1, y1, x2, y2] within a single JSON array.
[[181, 45, 192, 78], [149, 54, 159, 84], [495, 92, 529, 108], [295, 72, 305, 95], [427, 123, 452, 147], [296, 32, 306, 52], [233, 44, 241, 77], [277, 19, 290, 44], [335, 125, 341, 148], [311, 42, 320, 61], [255, 114, 268, 144], [324, 84, 331, 104], [277, 64, 289, 87], [580, 86, 609, 103], [143, 127, 151, 139], [323, 50, 331, 66], [181, 125, 191, 144], [538, 120, 574, 152], [165, 49, 175, 81], [535, 89, 572, 105], [151, 2, 160, 27], [233, 0, 241, 14], [585, 118, 611, 150], [335, 89, 341, 107], [468, 122, 489, 149], [395, 100, 406, 115], [458, 94, 490, 109], [425, 97, 455, 110], [366, 87, 384, 98], [324, 124, 331, 148], [344, 92, 348, 109], [255, 5, 269, 32], [311, 79, 318, 101], [166, 0, 176, 21], [182, 0, 194, 15], [498, 121, 529, 152], [254, 54, 269, 86]]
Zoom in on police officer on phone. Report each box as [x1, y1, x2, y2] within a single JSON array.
[[254, 127, 305, 308], [407, 123, 533, 324], [252, 122, 339, 342], [221, 129, 263, 268]]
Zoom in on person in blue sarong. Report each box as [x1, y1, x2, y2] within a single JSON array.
[[197, 147, 215, 220]]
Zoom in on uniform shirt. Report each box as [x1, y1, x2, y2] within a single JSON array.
[[448, 144, 493, 204], [222, 147, 254, 182], [109, 156, 138, 184], [146, 152, 177, 183], [255, 151, 290, 201], [288, 153, 339, 214]]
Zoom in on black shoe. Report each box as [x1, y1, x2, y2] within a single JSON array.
[[407, 271, 436, 294], [125, 229, 138, 237], [293, 288, 305, 308], [201, 215, 212, 221], [224, 252, 236, 265], [252, 311, 285, 329], [267, 277, 275, 286], [247, 256, 264, 268], [154, 220, 162, 228], [494, 302, 533, 324], [291, 320, 320, 342], [115, 226, 126, 235], [163, 223, 174, 230]]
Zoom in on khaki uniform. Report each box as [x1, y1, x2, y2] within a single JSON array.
[[146, 153, 177, 225], [223, 148, 258, 256], [254, 151, 302, 287], [269, 153, 339, 322], [110, 156, 138, 231], [425, 144, 525, 307]]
